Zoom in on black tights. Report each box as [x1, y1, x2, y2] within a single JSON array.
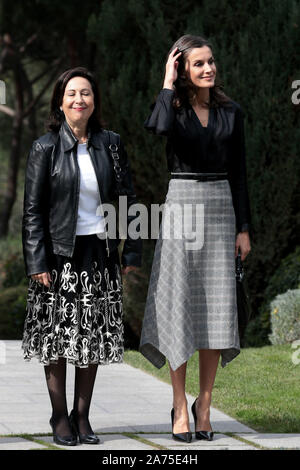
[[44, 358, 98, 436]]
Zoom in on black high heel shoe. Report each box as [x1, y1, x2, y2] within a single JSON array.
[[191, 399, 214, 441], [49, 417, 77, 446], [171, 408, 192, 443], [69, 410, 100, 444]]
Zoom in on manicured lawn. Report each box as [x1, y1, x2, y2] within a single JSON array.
[[124, 344, 300, 433]]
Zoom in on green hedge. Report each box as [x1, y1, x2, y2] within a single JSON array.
[[244, 246, 300, 346], [0, 285, 28, 339], [0, 236, 27, 289], [269, 289, 300, 345]]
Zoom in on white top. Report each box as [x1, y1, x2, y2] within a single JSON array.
[[75, 143, 106, 235]]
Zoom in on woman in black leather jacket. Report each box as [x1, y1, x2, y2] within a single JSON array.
[[21, 66, 142, 446]]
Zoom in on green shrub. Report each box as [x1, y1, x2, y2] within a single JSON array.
[[244, 246, 300, 347], [122, 239, 155, 349], [263, 246, 300, 312], [0, 285, 28, 339], [243, 310, 271, 347], [0, 236, 27, 289], [268, 289, 300, 345]]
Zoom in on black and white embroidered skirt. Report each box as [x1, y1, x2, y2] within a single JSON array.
[[22, 235, 123, 368], [139, 178, 240, 371]]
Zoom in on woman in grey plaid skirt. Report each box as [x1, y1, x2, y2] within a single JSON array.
[[139, 35, 251, 442]]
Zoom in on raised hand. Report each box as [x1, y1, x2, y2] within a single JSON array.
[[163, 47, 182, 90]]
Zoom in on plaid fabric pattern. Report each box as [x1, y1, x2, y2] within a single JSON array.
[[139, 178, 240, 371]]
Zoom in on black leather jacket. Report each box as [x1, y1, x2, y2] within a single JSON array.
[[22, 119, 142, 277]]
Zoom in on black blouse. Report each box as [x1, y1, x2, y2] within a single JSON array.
[[144, 88, 251, 234]]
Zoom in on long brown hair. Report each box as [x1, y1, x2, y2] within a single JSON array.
[[166, 35, 231, 109], [46, 67, 104, 132]]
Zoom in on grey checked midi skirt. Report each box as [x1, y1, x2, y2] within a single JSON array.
[[22, 235, 123, 368], [139, 178, 240, 371]]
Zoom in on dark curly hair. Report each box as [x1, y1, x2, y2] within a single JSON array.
[[165, 34, 232, 109], [46, 67, 104, 132]]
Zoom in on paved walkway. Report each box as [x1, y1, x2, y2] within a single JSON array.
[[0, 341, 299, 450]]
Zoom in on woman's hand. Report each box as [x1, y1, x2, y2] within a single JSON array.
[[121, 266, 139, 275], [31, 272, 52, 288], [163, 47, 182, 90], [235, 232, 251, 262]]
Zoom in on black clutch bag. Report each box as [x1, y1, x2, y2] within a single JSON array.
[[235, 251, 251, 342]]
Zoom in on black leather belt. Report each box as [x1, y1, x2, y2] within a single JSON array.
[[171, 172, 228, 181]]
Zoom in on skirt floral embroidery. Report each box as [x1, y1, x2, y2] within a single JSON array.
[[22, 235, 123, 368]]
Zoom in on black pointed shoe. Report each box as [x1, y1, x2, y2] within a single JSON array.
[[49, 417, 77, 446], [69, 410, 100, 445], [191, 399, 214, 441], [171, 408, 193, 443]]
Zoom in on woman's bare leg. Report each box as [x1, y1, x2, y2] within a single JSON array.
[[195, 349, 221, 431], [169, 361, 191, 433]]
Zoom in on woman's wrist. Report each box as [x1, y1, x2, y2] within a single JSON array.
[[163, 79, 174, 90]]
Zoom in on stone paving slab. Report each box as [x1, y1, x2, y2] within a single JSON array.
[[0, 423, 11, 434], [34, 434, 155, 450], [138, 433, 255, 449], [237, 433, 300, 450], [0, 433, 258, 451], [163, 445, 258, 451], [0, 341, 255, 436], [2, 432, 300, 451], [0, 437, 46, 450], [5, 340, 300, 451]]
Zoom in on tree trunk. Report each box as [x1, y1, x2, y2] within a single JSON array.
[[0, 68, 24, 237]]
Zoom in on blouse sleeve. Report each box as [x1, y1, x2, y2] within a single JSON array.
[[144, 88, 176, 136], [228, 104, 252, 235]]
